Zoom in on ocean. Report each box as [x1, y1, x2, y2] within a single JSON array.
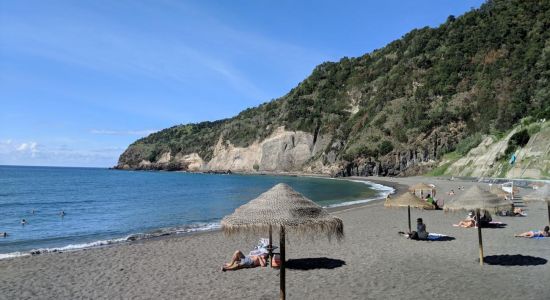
[[0, 165, 392, 258]]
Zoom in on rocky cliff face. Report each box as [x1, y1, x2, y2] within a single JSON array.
[[117, 127, 332, 173], [339, 123, 466, 177], [437, 121, 550, 179], [206, 126, 330, 172]]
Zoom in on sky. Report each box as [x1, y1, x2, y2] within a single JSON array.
[[0, 0, 485, 167]]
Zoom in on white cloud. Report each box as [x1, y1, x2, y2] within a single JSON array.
[[90, 129, 158, 136], [0, 139, 124, 167], [16, 142, 39, 157]]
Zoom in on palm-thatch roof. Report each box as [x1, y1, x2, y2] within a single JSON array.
[[384, 193, 435, 210], [522, 184, 550, 203], [221, 183, 344, 240], [408, 183, 435, 192], [444, 185, 513, 214]]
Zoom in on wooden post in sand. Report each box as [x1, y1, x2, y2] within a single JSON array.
[[407, 205, 412, 233], [547, 202, 550, 225], [280, 226, 286, 300], [476, 209, 484, 266], [268, 225, 273, 265]]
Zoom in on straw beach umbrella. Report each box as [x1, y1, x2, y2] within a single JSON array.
[[522, 184, 550, 224], [221, 183, 344, 300], [385, 192, 435, 232], [444, 185, 513, 265], [408, 183, 436, 198]]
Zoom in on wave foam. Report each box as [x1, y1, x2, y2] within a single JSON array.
[[324, 179, 395, 208], [0, 222, 222, 260]]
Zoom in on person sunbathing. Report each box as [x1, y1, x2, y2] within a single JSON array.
[[513, 207, 526, 216], [515, 226, 550, 238], [454, 211, 476, 228], [221, 250, 267, 271]]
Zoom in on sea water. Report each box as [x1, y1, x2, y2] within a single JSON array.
[[0, 165, 393, 258]]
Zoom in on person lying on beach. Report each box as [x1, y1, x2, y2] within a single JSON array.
[[500, 207, 527, 217], [515, 226, 550, 238], [221, 250, 267, 271], [513, 207, 526, 216], [454, 211, 476, 228]]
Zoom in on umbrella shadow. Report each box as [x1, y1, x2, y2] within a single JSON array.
[[286, 257, 346, 270], [427, 236, 456, 242], [482, 223, 507, 229], [482, 254, 547, 266]]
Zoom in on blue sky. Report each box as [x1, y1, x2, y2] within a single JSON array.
[[0, 0, 485, 167]]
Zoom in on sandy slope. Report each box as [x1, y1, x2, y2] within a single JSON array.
[[0, 177, 549, 300]]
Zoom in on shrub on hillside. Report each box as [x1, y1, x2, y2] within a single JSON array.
[[455, 133, 482, 155], [378, 141, 394, 156]]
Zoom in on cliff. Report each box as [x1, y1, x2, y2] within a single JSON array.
[[435, 120, 550, 179], [117, 0, 550, 177]]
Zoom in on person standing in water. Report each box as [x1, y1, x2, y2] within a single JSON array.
[[60, 210, 65, 217], [21, 219, 27, 226]]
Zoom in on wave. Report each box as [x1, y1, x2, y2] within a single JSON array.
[[125, 222, 221, 241], [324, 179, 395, 208], [0, 222, 222, 261]]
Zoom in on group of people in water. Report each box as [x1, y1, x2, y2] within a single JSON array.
[[0, 210, 68, 237], [20, 210, 65, 226]]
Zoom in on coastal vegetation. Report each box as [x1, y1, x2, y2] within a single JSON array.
[[118, 0, 550, 177]]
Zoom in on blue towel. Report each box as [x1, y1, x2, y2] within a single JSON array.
[[427, 233, 448, 240]]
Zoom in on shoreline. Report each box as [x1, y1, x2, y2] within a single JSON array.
[[0, 175, 395, 261]]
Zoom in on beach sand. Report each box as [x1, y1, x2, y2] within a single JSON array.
[[1, 177, 549, 299]]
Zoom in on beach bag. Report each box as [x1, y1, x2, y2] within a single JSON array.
[[271, 254, 281, 268]]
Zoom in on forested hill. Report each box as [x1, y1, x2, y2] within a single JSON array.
[[117, 0, 550, 177]]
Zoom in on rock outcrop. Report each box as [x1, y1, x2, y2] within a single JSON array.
[[117, 127, 331, 173], [438, 121, 550, 179]]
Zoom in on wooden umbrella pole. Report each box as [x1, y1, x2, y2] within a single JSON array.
[[268, 225, 273, 265], [547, 202, 550, 225], [280, 226, 286, 300], [476, 209, 484, 266], [407, 205, 411, 233]]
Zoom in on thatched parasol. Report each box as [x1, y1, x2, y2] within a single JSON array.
[[444, 185, 513, 214], [444, 185, 513, 265], [385, 193, 434, 232], [221, 183, 344, 300], [522, 184, 550, 224], [408, 183, 436, 198]]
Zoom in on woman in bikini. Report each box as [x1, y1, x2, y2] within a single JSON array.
[[515, 226, 550, 238], [221, 250, 268, 271]]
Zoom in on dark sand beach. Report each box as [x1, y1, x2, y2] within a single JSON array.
[[1, 177, 549, 300]]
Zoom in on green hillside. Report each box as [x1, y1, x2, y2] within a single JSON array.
[[117, 0, 550, 176]]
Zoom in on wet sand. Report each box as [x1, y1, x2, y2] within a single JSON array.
[[1, 177, 549, 299]]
